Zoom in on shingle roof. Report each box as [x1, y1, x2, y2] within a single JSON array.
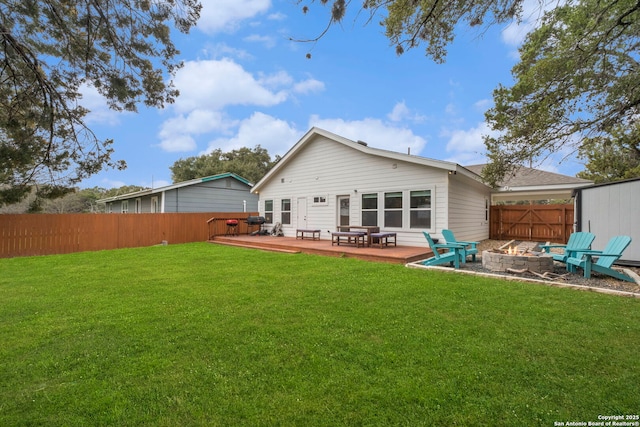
[[97, 172, 252, 203], [464, 164, 592, 187]]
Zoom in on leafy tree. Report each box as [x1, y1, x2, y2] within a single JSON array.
[[100, 185, 149, 199], [0, 185, 148, 213], [296, 0, 523, 61], [576, 124, 640, 184], [170, 146, 279, 184], [300, 0, 640, 185], [0, 0, 201, 206], [483, 0, 640, 186]]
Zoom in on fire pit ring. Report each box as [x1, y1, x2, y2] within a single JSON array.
[[482, 249, 554, 274]]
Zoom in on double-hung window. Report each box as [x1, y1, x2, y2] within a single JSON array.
[[281, 199, 291, 224], [384, 192, 403, 228], [362, 193, 378, 226], [264, 200, 273, 224], [410, 190, 431, 228]]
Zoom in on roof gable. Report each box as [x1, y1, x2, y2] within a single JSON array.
[[252, 127, 484, 192], [98, 172, 253, 203]]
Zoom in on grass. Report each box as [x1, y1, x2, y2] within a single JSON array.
[[1, 242, 639, 426]]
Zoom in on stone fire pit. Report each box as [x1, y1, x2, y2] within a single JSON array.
[[482, 249, 554, 274]]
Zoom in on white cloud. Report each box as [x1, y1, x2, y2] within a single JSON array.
[[157, 58, 325, 153], [388, 102, 410, 122], [387, 101, 426, 123], [205, 42, 253, 60], [441, 122, 495, 165], [197, 0, 272, 34], [244, 34, 277, 48], [157, 110, 238, 152], [100, 178, 128, 189], [501, 0, 563, 49], [293, 78, 325, 94], [80, 83, 124, 126], [474, 99, 492, 112], [267, 12, 286, 21], [308, 115, 427, 155], [158, 134, 197, 152], [203, 112, 302, 157], [172, 59, 289, 113]]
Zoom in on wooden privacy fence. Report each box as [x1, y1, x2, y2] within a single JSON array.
[[0, 212, 257, 258], [490, 204, 574, 243]]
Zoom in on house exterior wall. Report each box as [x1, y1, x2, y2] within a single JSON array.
[[163, 178, 258, 213], [577, 179, 640, 262], [106, 177, 258, 214], [447, 174, 492, 242], [255, 136, 489, 247]]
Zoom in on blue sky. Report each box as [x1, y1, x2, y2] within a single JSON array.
[[80, 0, 584, 189]]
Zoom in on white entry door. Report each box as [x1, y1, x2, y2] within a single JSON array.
[[297, 197, 307, 229], [337, 195, 350, 227]]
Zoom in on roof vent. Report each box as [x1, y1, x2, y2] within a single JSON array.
[[356, 140, 368, 146]]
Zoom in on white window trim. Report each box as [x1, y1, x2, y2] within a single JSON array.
[[358, 187, 435, 231], [264, 199, 274, 224], [409, 189, 433, 230], [312, 195, 328, 206], [281, 198, 292, 225]]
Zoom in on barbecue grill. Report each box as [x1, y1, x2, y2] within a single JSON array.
[[225, 219, 239, 236], [245, 216, 268, 235]]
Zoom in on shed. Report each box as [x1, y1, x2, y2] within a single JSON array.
[[98, 172, 258, 214], [573, 177, 640, 264]]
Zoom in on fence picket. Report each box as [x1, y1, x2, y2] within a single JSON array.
[[0, 212, 257, 258]]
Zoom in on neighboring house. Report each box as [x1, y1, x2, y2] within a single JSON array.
[[572, 177, 640, 263], [251, 128, 594, 247], [98, 172, 258, 214], [465, 165, 593, 203]]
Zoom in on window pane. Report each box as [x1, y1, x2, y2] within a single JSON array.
[[265, 212, 273, 223], [410, 190, 431, 208], [362, 211, 378, 226], [282, 199, 290, 210], [384, 211, 402, 228], [385, 192, 402, 209], [362, 193, 378, 209], [410, 210, 431, 228], [265, 200, 273, 211], [281, 212, 291, 224]]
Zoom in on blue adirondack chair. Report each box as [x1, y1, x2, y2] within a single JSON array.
[[540, 232, 596, 263], [565, 236, 634, 282], [442, 229, 479, 262], [421, 232, 465, 268]]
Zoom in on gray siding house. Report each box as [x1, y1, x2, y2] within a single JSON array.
[[99, 172, 258, 214]]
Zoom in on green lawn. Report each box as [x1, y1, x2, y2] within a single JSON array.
[[1, 243, 638, 426]]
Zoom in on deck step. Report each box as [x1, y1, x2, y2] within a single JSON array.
[[209, 239, 300, 254]]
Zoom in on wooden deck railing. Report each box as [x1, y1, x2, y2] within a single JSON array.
[[206, 214, 263, 238]]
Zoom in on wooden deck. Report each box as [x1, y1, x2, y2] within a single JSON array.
[[209, 234, 433, 264]]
